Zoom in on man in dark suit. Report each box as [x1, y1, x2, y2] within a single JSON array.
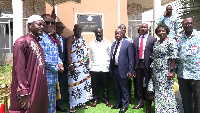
[[51, 22, 68, 112], [132, 23, 156, 113], [110, 28, 134, 113]]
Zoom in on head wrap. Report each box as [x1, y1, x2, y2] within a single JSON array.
[[27, 15, 43, 24]]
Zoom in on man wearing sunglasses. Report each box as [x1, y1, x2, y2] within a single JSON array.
[[157, 5, 179, 39], [51, 22, 68, 112], [39, 14, 64, 113]]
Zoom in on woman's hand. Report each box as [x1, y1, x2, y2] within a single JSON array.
[[167, 72, 173, 80]]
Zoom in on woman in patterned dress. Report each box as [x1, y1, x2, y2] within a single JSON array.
[[148, 23, 180, 113], [66, 24, 92, 113]]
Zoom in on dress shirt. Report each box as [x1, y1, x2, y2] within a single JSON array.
[[39, 32, 63, 85], [112, 38, 123, 65], [157, 15, 179, 39], [177, 29, 200, 80], [139, 34, 148, 59], [89, 38, 111, 72], [56, 34, 63, 52]]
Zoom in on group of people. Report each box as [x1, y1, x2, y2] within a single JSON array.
[[7, 4, 200, 113]]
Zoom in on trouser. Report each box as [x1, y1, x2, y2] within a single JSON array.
[[135, 60, 152, 107], [91, 71, 109, 102], [178, 77, 200, 113], [56, 70, 67, 107]]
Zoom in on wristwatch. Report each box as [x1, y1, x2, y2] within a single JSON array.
[[169, 69, 174, 73]]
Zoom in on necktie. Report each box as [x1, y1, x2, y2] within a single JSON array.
[[58, 36, 63, 52], [139, 35, 144, 59], [112, 41, 120, 66]]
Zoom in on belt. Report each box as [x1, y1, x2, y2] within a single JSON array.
[[139, 59, 145, 62]]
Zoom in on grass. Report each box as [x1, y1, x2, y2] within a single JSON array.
[[0, 65, 157, 113], [0, 64, 12, 85], [58, 78, 155, 113]]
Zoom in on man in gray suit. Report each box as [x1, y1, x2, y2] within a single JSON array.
[[51, 22, 68, 112], [132, 23, 156, 113], [110, 28, 134, 113]]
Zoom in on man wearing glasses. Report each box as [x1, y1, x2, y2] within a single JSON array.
[[39, 14, 64, 113], [157, 5, 179, 39], [177, 17, 200, 113], [51, 22, 68, 112]]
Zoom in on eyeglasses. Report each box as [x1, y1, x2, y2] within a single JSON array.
[[182, 22, 194, 26], [45, 21, 55, 25], [56, 26, 65, 29], [166, 9, 173, 11]]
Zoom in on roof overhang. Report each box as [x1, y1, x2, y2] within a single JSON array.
[[128, 0, 178, 12]]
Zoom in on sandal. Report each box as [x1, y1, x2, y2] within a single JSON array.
[[81, 104, 89, 109], [70, 106, 76, 113]]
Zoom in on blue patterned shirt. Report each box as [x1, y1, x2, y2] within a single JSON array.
[[39, 32, 63, 84], [177, 29, 200, 80], [157, 15, 178, 39]]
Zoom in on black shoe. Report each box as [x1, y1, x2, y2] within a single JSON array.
[[111, 104, 122, 109], [119, 107, 128, 113], [56, 106, 68, 112]]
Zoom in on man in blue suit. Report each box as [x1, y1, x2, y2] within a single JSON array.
[[110, 28, 134, 113], [51, 22, 68, 112]]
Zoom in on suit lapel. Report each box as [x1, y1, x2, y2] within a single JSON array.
[[145, 36, 150, 50], [119, 39, 126, 53], [136, 37, 140, 50]]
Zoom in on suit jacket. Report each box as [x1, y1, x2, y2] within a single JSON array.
[[110, 39, 134, 78], [51, 33, 67, 68], [133, 35, 156, 69]]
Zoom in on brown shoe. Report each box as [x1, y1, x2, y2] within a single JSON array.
[[105, 101, 111, 107], [132, 104, 144, 109], [91, 100, 98, 107], [146, 106, 151, 113]]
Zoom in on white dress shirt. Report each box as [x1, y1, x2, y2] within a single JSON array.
[[139, 34, 148, 59], [89, 38, 111, 72], [112, 38, 123, 65]]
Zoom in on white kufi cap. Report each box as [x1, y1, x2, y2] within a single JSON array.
[[27, 15, 43, 24]]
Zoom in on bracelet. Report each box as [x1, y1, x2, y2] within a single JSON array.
[[69, 64, 73, 67]]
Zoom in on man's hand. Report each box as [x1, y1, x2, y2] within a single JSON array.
[[133, 70, 136, 78], [167, 72, 173, 80], [57, 64, 64, 73], [19, 95, 30, 109], [164, 11, 167, 17], [69, 65, 75, 75], [127, 73, 133, 79], [86, 59, 89, 65]]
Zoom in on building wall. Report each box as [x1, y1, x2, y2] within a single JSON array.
[[127, 3, 142, 39], [0, 0, 46, 65], [46, 0, 128, 44]]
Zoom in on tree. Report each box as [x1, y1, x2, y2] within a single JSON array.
[[179, 0, 200, 30]]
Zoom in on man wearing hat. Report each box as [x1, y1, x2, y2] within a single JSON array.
[[8, 15, 49, 113]]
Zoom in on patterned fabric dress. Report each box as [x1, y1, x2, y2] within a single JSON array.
[[68, 36, 92, 107], [148, 39, 180, 113]]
